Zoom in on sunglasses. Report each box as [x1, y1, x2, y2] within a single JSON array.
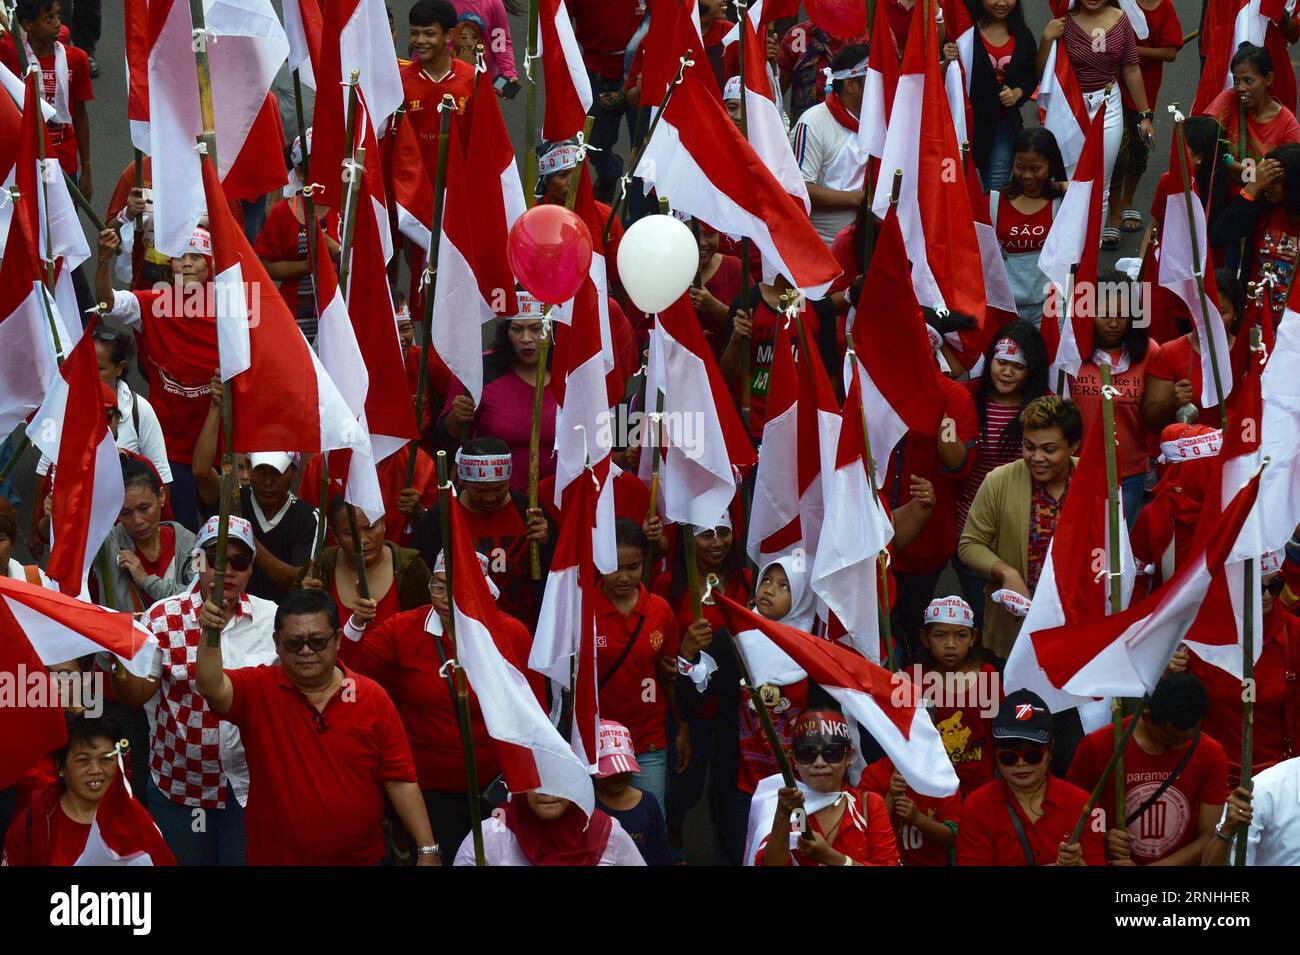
[[1264, 577, 1285, 597], [202, 548, 253, 572], [793, 743, 849, 766], [278, 634, 336, 654], [996, 745, 1047, 767]]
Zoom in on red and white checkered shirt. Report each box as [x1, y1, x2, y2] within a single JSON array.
[[144, 582, 278, 809]]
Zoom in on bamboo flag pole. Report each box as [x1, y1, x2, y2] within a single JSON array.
[[435, 451, 486, 866], [406, 95, 456, 489], [523, 0, 542, 207], [736, 3, 753, 435], [642, 388, 665, 584], [1100, 362, 1127, 824]]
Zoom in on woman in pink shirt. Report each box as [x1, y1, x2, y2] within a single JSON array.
[[453, 0, 520, 81]]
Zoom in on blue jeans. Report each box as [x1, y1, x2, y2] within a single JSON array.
[[722, 789, 753, 867], [147, 778, 247, 866], [982, 116, 1018, 193], [587, 71, 636, 202], [665, 714, 712, 841], [1121, 472, 1145, 528], [631, 747, 668, 814]]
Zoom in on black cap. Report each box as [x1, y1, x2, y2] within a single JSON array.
[[992, 690, 1053, 745]]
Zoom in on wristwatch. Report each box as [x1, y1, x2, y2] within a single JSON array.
[[417, 843, 441, 858]]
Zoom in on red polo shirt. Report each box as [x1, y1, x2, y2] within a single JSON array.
[[400, 59, 475, 178], [223, 662, 416, 866], [957, 775, 1106, 866], [594, 585, 680, 753]]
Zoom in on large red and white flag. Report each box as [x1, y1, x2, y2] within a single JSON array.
[[124, 0, 152, 152], [146, 0, 288, 256], [391, 114, 435, 250], [1039, 102, 1106, 382], [538, 0, 593, 140], [635, 51, 840, 298], [560, 166, 620, 400], [308, 216, 385, 519], [1245, 282, 1300, 555], [282, 0, 323, 88], [0, 611, 68, 789], [870, 5, 985, 324], [846, 209, 944, 485], [747, 314, 840, 569], [1037, 40, 1090, 173], [859, 0, 900, 160], [713, 591, 959, 797], [811, 371, 894, 663], [449, 496, 595, 813], [201, 154, 376, 461], [1004, 420, 1135, 725], [642, 294, 757, 529], [30, 316, 124, 596], [75, 772, 177, 866], [1030, 472, 1262, 699]]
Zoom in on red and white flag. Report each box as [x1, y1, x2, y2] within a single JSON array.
[[1039, 102, 1106, 382], [1030, 473, 1262, 699], [810, 371, 894, 664], [870, 5, 985, 324], [964, 159, 1019, 364], [30, 316, 124, 596], [846, 209, 945, 486], [391, 114, 435, 250], [1246, 282, 1300, 556], [635, 51, 840, 298], [124, 0, 151, 152], [75, 773, 176, 866], [859, 0, 900, 160], [201, 154, 375, 464], [640, 0, 713, 108], [561, 166, 621, 400], [1037, 40, 1090, 173], [642, 294, 757, 529], [282, 0, 323, 88], [146, 0, 288, 256], [0, 611, 68, 789], [1004, 420, 1135, 726], [449, 496, 595, 814], [713, 591, 959, 797], [538, 0, 593, 140]]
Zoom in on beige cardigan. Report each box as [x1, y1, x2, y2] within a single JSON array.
[[958, 458, 1075, 660]]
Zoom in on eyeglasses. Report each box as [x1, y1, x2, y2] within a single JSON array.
[[429, 583, 448, 597], [278, 634, 336, 653], [202, 548, 253, 572], [793, 743, 849, 765], [996, 745, 1047, 767]]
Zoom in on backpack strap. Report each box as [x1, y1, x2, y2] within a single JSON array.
[[1004, 800, 1037, 866]]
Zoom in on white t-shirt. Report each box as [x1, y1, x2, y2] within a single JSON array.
[[115, 380, 173, 483], [453, 815, 646, 866], [791, 100, 858, 246]]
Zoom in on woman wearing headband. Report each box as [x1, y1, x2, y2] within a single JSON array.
[[752, 711, 898, 867]]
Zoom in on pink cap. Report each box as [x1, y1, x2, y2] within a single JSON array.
[[595, 720, 641, 778]]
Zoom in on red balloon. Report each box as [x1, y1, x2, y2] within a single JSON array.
[[506, 205, 594, 305], [806, 0, 868, 39]]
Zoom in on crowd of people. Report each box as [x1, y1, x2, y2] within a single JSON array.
[[1, 0, 1299, 868]]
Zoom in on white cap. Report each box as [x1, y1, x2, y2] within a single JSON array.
[[923, 595, 975, 628], [723, 75, 742, 101], [196, 515, 257, 553], [433, 549, 501, 599], [248, 452, 300, 474]]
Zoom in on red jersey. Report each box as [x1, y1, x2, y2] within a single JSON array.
[[1, 789, 90, 866], [1068, 718, 1228, 864], [1146, 335, 1222, 429], [737, 680, 808, 794], [754, 789, 900, 866], [400, 59, 475, 179], [594, 585, 680, 753], [224, 662, 416, 865], [996, 198, 1053, 254], [0, 40, 93, 174], [904, 662, 1000, 798], [567, 0, 646, 79], [957, 775, 1107, 866], [860, 756, 962, 866], [1120, 0, 1183, 111]]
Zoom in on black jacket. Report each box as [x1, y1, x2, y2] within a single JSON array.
[[966, 21, 1039, 185]]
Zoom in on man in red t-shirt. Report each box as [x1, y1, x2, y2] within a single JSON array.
[[195, 587, 439, 866], [402, 0, 475, 181], [1070, 672, 1228, 866], [0, 1, 95, 194]]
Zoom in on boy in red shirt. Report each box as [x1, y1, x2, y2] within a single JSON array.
[[1, 0, 94, 196], [860, 756, 961, 865], [401, 0, 475, 179]]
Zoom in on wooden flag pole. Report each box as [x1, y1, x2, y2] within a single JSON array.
[[736, 3, 753, 435], [435, 451, 486, 866], [642, 388, 665, 584], [523, 0, 542, 206], [1100, 362, 1127, 824]]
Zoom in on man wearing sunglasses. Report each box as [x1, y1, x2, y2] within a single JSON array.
[[194, 588, 438, 866], [111, 515, 278, 865], [957, 690, 1106, 866]]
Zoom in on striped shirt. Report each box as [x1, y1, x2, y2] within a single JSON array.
[[1063, 15, 1139, 94], [956, 401, 1022, 539]]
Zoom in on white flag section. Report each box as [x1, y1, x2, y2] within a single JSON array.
[[0, 282, 62, 438], [1241, 308, 1300, 557], [214, 260, 253, 381], [148, 0, 288, 256], [1037, 42, 1087, 173], [282, 0, 320, 88], [335, 0, 404, 132]]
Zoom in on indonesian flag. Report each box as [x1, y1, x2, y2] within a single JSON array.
[[283, 0, 323, 89], [448, 496, 595, 814], [30, 316, 124, 596], [342, 177, 419, 462], [1039, 102, 1106, 382], [1030, 473, 1262, 699], [846, 209, 944, 486], [391, 114, 435, 250], [538, 0, 593, 140], [528, 455, 601, 769], [146, 0, 289, 256], [308, 0, 404, 218], [1246, 286, 1300, 555], [870, 4, 985, 325], [75, 773, 176, 866], [561, 166, 620, 400], [811, 371, 894, 663], [641, 0, 714, 108], [1037, 40, 1090, 173], [431, 80, 523, 404], [201, 154, 375, 463], [747, 316, 840, 570], [1158, 140, 1234, 410], [308, 216, 385, 520], [1003, 420, 1136, 725], [964, 159, 1019, 365], [634, 50, 840, 298], [0, 613, 67, 789], [124, 0, 151, 153], [713, 591, 959, 797], [860, 0, 899, 160], [642, 294, 757, 529], [732, 2, 809, 209]]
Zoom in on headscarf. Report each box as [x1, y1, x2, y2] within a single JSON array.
[[503, 795, 614, 866], [757, 558, 816, 632]]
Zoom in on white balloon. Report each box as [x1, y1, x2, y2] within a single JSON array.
[[616, 214, 699, 314]]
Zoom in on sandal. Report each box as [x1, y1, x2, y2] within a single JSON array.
[[1101, 226, 1121, 249], [1121, 209, 1143, 232]]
